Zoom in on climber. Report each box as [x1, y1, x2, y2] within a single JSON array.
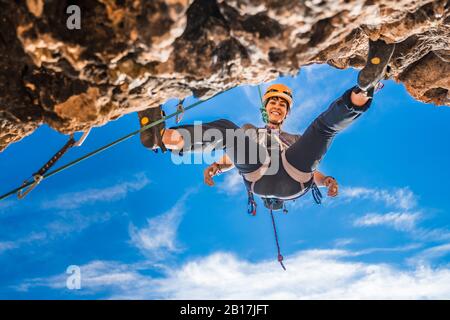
[[137, 39, 395, 210]]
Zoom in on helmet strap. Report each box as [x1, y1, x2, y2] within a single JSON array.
[[268, 119, 283, 129]]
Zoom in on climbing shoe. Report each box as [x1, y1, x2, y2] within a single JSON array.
[[357, 39, 396, 91], [138, 106, 167, 153]]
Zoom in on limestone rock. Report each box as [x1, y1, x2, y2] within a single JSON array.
[[1, 0, 449, 151]]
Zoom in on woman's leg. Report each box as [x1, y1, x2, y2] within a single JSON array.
[[284, 86, 372, 174], [168, 119, 267, 174]]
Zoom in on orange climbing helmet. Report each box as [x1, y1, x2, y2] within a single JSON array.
[[263, 84, 293, 109]]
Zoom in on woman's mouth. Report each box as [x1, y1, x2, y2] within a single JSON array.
[[270, 110, 281, 116]]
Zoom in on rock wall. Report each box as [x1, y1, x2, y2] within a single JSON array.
[[1, 0, 449, 151]]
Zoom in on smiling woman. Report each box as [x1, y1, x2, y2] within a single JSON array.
[[266, 96, 289, 124], [1, 0, 450, 304], [1, 62, 450, 300], [129, 39, 396, 269], [262, 83, 293, 127]]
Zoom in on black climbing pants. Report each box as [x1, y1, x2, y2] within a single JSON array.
[[170, 86, 372, 197]]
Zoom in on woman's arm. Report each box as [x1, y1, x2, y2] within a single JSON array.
[[313, 171, 327, 186], [314, 171, 339, 197], [203, 154, 234, 186], [214, 154, 234, 172]]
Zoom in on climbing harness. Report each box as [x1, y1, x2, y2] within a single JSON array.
[[17, 129, 91, 199], [0, 88, 233, 202], [250, 85, 323, 270]]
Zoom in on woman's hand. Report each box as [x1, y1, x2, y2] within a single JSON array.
[[323, 176, 339, 197], [203, 163, 222, 186]]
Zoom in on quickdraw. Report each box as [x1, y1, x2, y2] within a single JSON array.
[[17, 129, 91, 199], [175, 99, 185, 124], [0, 88, 233, 202]]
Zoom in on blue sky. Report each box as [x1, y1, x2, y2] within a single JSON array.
[[1, 64, 450, 299]]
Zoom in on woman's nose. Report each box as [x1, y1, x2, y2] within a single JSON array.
[[275, 103, 284, 109]]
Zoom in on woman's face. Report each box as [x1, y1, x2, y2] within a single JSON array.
[[266, 97, 289, 124]]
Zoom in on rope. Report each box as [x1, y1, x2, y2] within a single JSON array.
[[0, 88, 233, 202], [257, 85, 268, 124], [269, 206, 286, 271], [257, 84, 263, 102]]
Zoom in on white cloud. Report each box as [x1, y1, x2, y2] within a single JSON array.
[[354, 211, 422, 232], [354, 211, 450, 242], [0, 173, 150, 255], [14, 260, 148, 293], [217, 170, 244, 196], [16, 249, 450, 299], [353, 244, 423, 256], [340, 186, 417, 210], [0, 232, 47, 255], [413, 227, 450, 242], [410, 243, 450, 265], [291, 185, 420, 214], [345, 185, 450, 241], [41, 174, 150, 210], [333, 238, 355, 247], [112, 250, 450, 299], [0, 241, 18, 253], [0, 210, 115, 255], [129, 192, 192, 259], [45, 211, 113, 236]]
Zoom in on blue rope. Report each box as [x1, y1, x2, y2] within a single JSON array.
[[268, 201, 286, 271]]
